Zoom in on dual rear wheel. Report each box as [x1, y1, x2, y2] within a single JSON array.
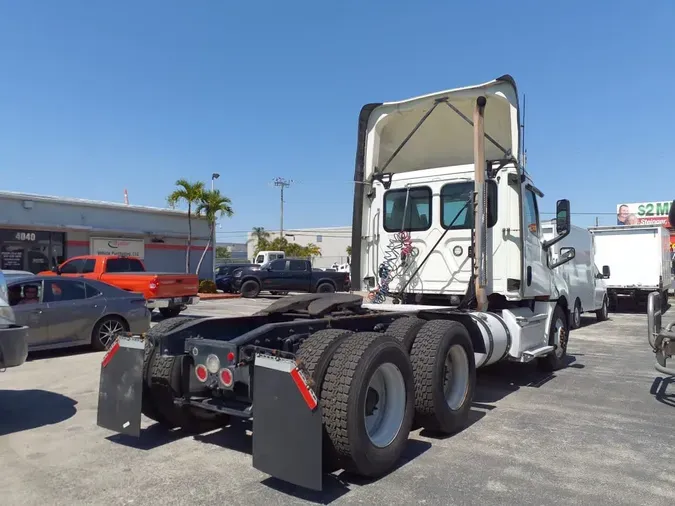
[[295, 318, 476, 478]]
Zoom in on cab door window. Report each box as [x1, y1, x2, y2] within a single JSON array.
[[524, 190, 540, 237], [59, 258, 85, 274]]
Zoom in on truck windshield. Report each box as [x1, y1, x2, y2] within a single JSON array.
[[441, 181, 498, 230]]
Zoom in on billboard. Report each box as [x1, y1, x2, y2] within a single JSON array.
[[90, 237, 145, 259], [616, 201, 673, 227]]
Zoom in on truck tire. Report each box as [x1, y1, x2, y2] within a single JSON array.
[[296, 328, 355, 471], [408, 320, 475, 434], [159, 307, 182, 318], [296, 329, 354, 389], [385, 316, 427, 353], [240, 280, 261, 298], [538, 304, 569, 372], [141, 316, 195, 424], [571, 299, 582, 329], [595, 295, 609, 321], [321, 332, 414, 478], [316, 282, 336, 294]]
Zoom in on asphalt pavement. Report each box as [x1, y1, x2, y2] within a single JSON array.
[[1, 297, 674, 506]]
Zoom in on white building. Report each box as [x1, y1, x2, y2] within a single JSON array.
[[0, 191, 214, 278], [246, 226, 351, 269]]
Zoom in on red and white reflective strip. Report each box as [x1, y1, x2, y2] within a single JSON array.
[[255, 354, 318, 411], [101, 336, 144, 368]]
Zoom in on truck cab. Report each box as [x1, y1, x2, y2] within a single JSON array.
[[253, 251, 285, 265], [352, 76, 573, 308]]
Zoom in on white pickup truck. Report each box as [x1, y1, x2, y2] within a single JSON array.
[[0, 270, 29, 369]]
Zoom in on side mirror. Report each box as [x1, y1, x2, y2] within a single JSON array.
[[556, 199, 571, 236], [602, 265, 610, 278], [52, 266, 61, 275], [543, 199, 572, 250], [550, 246, 575, 269]]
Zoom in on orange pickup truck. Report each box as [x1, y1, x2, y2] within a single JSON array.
[[39, 255, 200, 318]]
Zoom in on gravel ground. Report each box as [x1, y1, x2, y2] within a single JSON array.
[[1, 297, 674, 506]]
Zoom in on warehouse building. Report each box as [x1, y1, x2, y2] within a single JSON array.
[[246, 226, 351, 269], [0, 191, 214, 278]]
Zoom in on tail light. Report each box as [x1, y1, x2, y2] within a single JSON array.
[[195, 364, 208, 382], [219, 368, 234, 387], [148, 276, 160, 293]]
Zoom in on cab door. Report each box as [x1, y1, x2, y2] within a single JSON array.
[[522, 184, 550, 297]]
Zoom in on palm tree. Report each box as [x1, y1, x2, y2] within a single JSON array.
[[168, 179, 206, 272], [194, 189, 234, 275], [250, 226, 271, 255], [250, 226, 270, 244]]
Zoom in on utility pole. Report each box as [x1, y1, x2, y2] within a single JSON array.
[[272, 177, 293, 238]]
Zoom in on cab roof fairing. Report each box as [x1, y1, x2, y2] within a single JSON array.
[[361, 75, 522, 184]]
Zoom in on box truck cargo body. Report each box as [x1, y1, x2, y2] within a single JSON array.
[[542, 221, 609, 328], [589, 225, 671, 306]]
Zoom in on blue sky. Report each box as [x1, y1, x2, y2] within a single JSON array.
[[1, 1, 673, 243]]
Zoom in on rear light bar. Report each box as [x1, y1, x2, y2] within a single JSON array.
[[191, 347, 237, 388]]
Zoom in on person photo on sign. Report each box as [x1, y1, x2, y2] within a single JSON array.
[[617, 204, 629, 225], [626, 214, 639, 225]]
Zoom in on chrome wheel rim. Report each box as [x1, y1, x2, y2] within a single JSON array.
[[364, 363, 406, 448], [443, 344, 470, 410], [99, 320, 124, 349], [574, 306, 581, 327], [553, 317, 567, 358]]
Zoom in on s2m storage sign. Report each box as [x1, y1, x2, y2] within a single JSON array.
[[90, 238, 145, 259], [616, 201, 673, 227]]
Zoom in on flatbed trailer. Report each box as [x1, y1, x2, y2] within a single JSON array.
[[97, 75, 579, 491]]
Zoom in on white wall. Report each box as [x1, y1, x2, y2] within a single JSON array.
[[247, 226, 351, 269]]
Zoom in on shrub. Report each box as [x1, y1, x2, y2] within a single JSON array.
[[199, 279, 218, 293]]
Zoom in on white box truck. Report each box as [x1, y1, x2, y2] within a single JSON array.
[[542, 221, 610, 328], [589, 225, 672, 308]]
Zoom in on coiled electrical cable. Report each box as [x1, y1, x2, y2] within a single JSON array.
[[367, 231, 419, 303]]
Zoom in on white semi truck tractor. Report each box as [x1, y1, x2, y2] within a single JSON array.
[[96, 75, 578, 491]]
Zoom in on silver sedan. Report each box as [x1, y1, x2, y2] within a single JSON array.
[[7, 275, 151, 351]]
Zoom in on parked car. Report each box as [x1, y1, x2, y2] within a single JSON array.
[[1, 269, 35, 282], [232, 258, 351, 298], [39, 255, 199, 318], [0, 270, 29, 369], [215, 263, 253, 293], [7, 275, 151, 351]]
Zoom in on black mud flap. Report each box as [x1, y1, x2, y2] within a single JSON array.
[[96, 334, 145, 437], [252, 353, 323, 491]]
